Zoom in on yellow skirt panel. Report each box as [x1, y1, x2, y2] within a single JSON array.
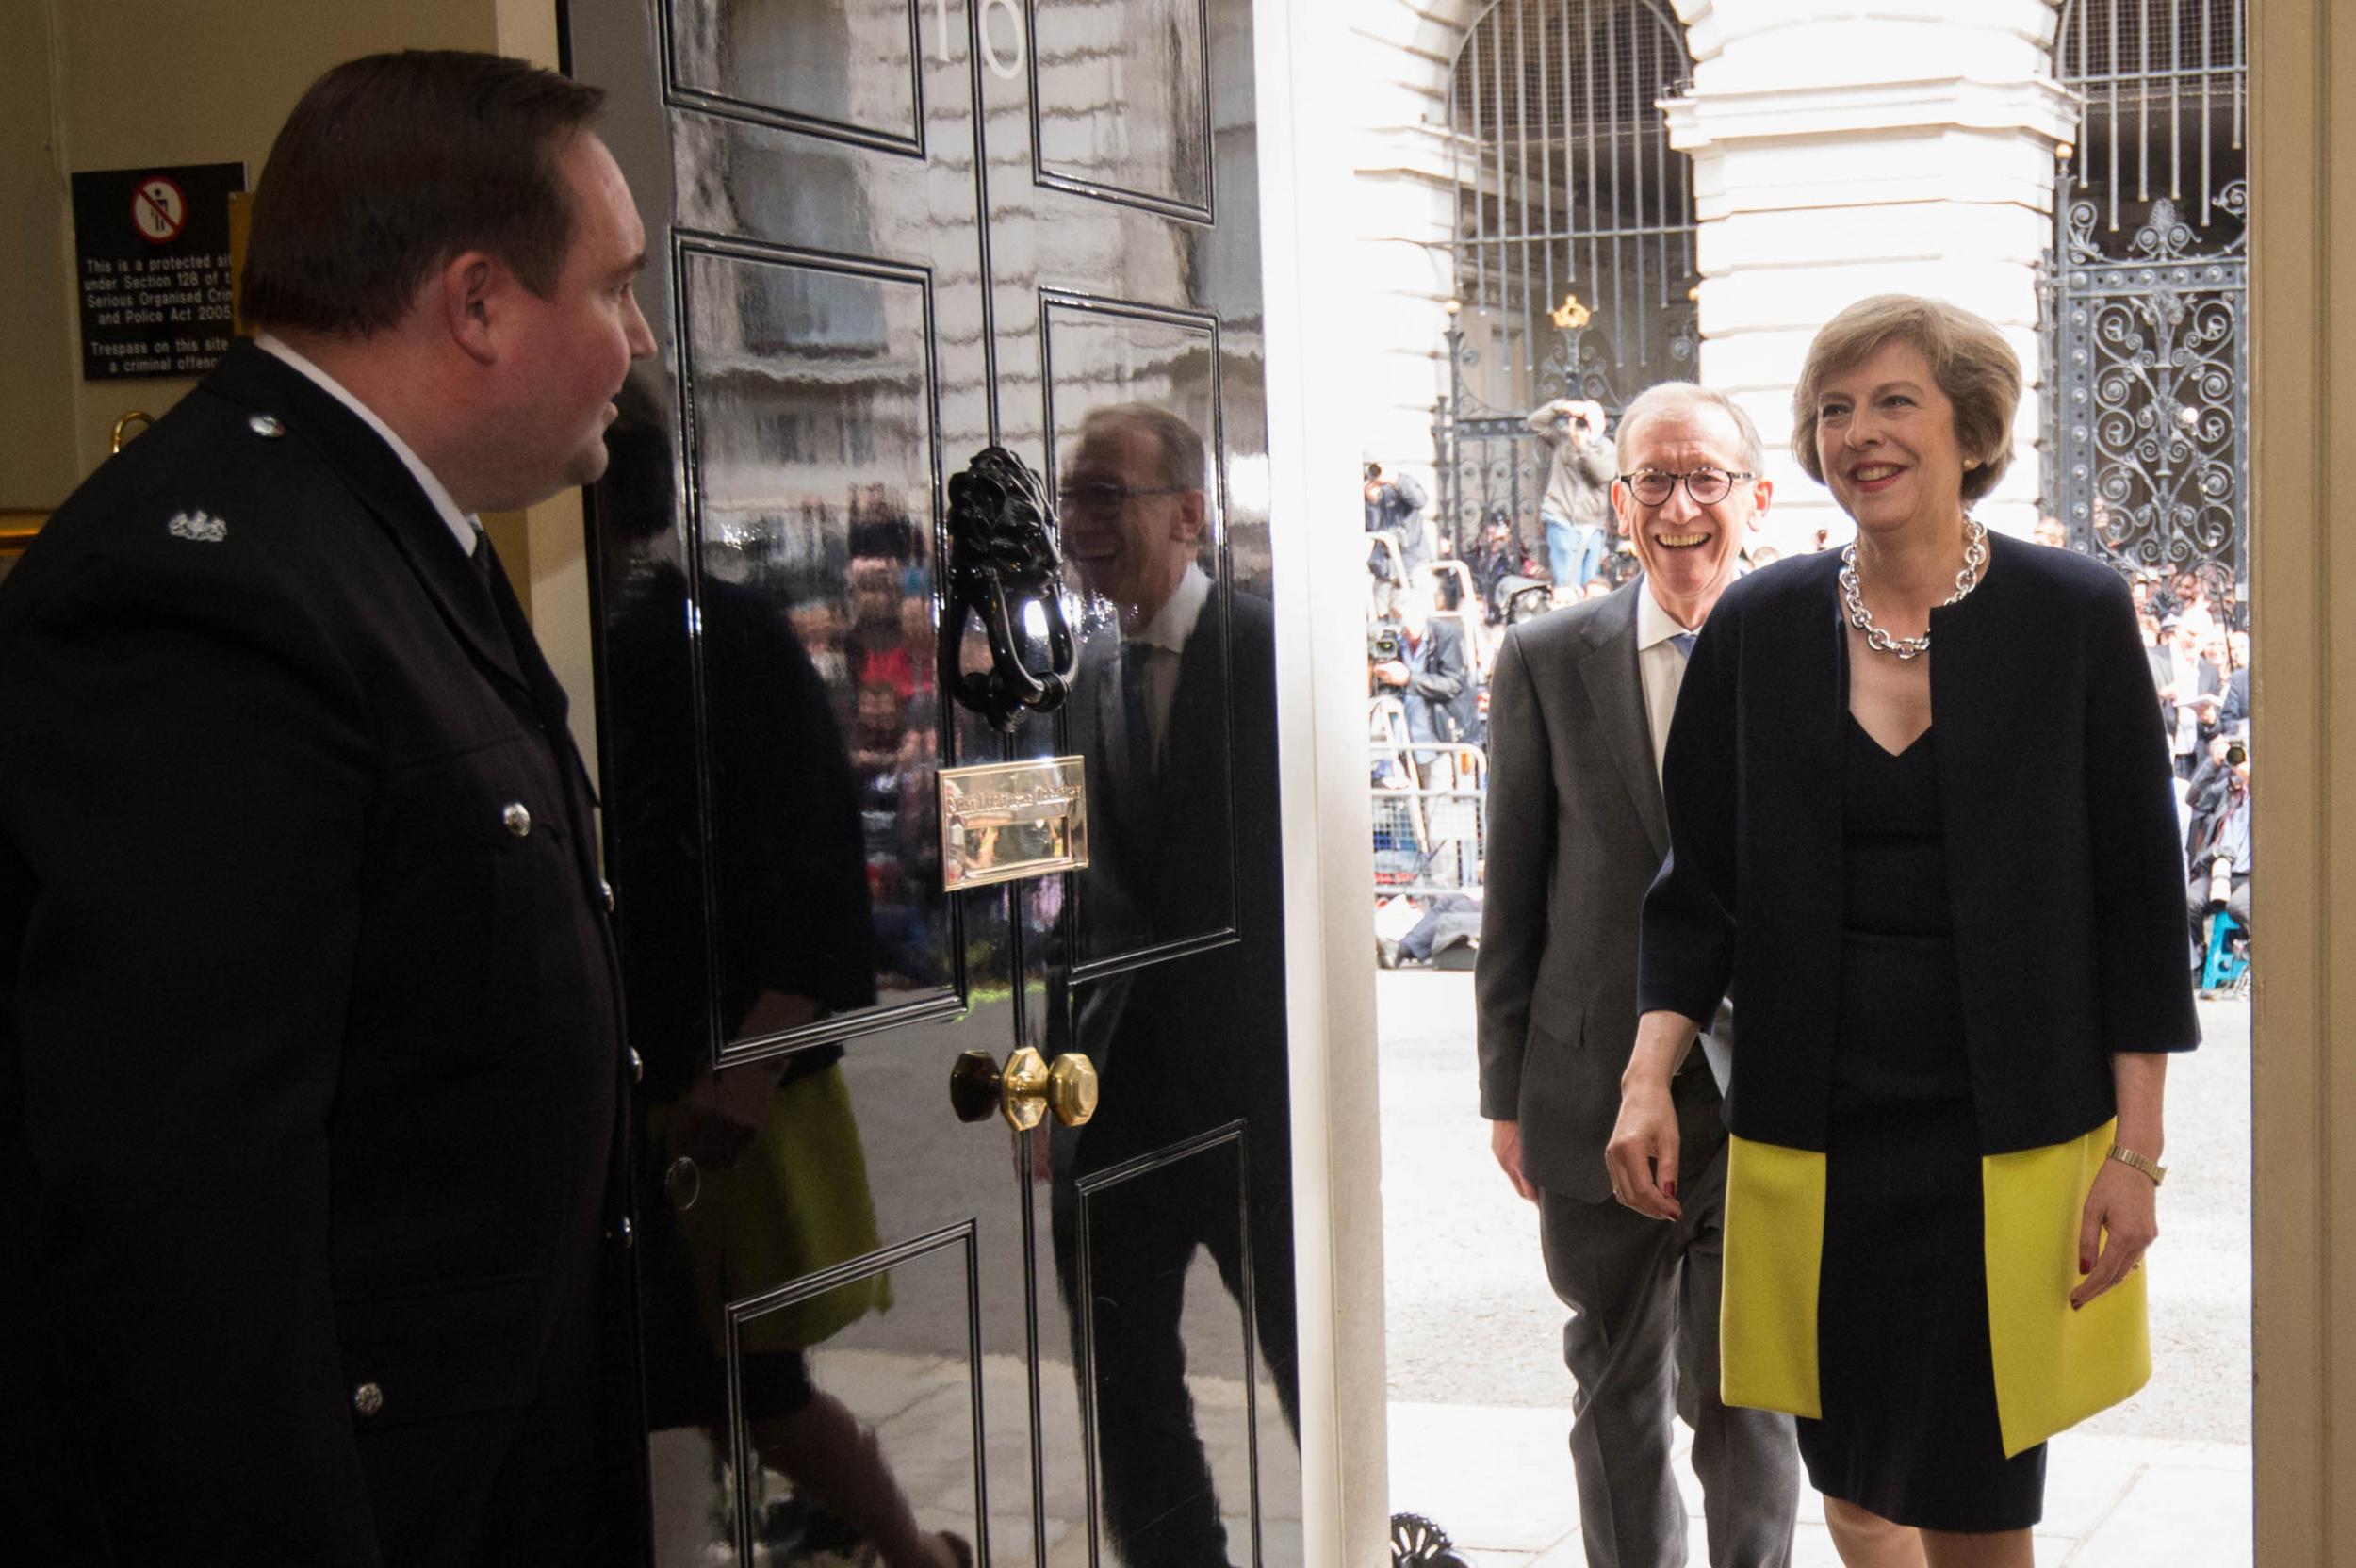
[[1981, 1118, 2151, 1457], [1719, 1134, 1826, 1420], [1718, 1120, 2151, 1453]]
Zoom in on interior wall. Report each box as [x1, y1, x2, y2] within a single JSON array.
[[23, 0, 501, 490], [0, 8, 75, 510], [3, 0, 597, 763]]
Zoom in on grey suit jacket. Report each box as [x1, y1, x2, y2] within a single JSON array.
[[1475, 580, 1720, 1200]]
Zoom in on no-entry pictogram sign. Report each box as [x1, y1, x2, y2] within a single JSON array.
[[70, 163, 247, 381], [132, 175, 188, 244]]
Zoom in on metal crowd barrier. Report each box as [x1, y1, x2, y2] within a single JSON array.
[[1370, 730, 1487, 896]]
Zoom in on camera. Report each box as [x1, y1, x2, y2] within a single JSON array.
[[2206, 855, 2234, 912], [2225, 742, 2248, 768], [1367, 626, 1405, 663], [1500, 578, 1553, 626]]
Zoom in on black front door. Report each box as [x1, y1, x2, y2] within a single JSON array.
[[567, 4, 1298, 1563]]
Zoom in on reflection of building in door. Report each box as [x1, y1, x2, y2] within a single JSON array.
[[2040, 0, 2248, 600]]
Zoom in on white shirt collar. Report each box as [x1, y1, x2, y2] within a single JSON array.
[[1129, 562, 1211, 655], [256, 332, 478, 557], [1633, 575, 1699, 651]]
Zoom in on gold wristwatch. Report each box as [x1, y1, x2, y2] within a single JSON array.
[[2106, 1144, 2167, 1187]]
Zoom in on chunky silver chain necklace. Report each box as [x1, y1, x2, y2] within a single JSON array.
[[1839, 517, 1989, 662]]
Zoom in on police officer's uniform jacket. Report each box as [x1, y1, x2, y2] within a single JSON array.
[[0, 339, 634, 1564]]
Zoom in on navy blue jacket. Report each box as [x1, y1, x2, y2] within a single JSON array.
[[0, 342, 633, 1564], [1638, 533, 2199, 1155]]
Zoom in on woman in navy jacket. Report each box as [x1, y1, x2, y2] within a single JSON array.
[[1605, 296, 2200, 1566]]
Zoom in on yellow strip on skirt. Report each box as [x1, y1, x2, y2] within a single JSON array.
[[1983, 1118, 2150, 1457], [1717, 1122, 2151, 1456], [1719, 1134, 1825, 1420]]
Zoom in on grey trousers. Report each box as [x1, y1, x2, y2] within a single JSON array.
[[1538, 1101, 1799, 1568]]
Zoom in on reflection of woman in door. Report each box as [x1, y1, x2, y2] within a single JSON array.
[[598, 380, 965, 1568], [1609, 298, 2199, 1567]]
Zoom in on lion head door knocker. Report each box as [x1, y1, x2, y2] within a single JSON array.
[[944, 446, 1082, 732]]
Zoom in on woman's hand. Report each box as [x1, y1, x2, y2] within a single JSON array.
[[1605, 1080, 1682, 1221], [2071, 1160, 2159, 1309]]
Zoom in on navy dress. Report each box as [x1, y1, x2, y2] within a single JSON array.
[[1796, 713, 2047, 1532]]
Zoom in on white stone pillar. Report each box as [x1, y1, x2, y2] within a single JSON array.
[[1666, 0, 2077, 551], [1343, 2, 1494, 545]]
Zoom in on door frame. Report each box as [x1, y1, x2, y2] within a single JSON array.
[[2249, 0, 2356, 1559], [1252, 5, 1393, 1566]]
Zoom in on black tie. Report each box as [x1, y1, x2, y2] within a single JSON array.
[[1671, 631, 1697, 659], [469, 524, 501, 599], [1120, 642, 1157, 789], [469, 525, 524, 673]]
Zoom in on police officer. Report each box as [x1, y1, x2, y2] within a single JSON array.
[[0, 52, 655, 1566]]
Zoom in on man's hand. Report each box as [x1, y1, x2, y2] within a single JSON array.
[[1373, 660, 1410, 688], [1604, 1080, 1682, 1220], [2071, 1160, 2159, 1309], [1489, 1119, 1538, 1202]]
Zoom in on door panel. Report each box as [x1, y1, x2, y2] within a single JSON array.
[[1062, 1130, 1262, 1566], [673, 243, 956, 1044], [573, 1, 1294, 1562], [1041, 294, 1237, 968], [1029, 0, 1213, 215], [666, 0, 926, 152]]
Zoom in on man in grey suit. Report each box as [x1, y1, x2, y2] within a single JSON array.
[[1477, 384, 1799, 1567]]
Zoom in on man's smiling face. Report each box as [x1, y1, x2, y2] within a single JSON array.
[[1060, 415, 1203, 629], [1613, 402, 1766, 619]]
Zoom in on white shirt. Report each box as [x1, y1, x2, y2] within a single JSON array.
[[1633, 578, 1700, 785], [256, 332, 479, 558], [1114, 563, 1211, 775], [2159, 644, 2202, 755]]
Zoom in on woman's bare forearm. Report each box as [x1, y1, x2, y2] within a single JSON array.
[[1622, 1009, 1702, 1094], [2113, 1051, 2168, 1160]]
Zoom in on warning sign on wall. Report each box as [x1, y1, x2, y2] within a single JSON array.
[[71, 163, 247, 381]]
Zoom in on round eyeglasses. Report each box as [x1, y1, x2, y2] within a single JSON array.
[[1055, 481, 1187, 514], [1618, 467, 1755, 507]]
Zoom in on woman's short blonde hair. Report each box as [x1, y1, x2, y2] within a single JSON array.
[[1791, 295, 2021, 505]]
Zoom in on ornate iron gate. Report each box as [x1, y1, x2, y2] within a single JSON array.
[[1436, 0, 1697, 561], [2040, 0, 2248, 596]]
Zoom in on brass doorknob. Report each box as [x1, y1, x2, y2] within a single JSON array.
[[1047, 1053, 1098, 1127], [952, 1046, 1050, 1131], [950, 1046, 1099, 1131]]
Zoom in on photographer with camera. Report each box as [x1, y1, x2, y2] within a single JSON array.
[[1467, 506, 1535, 624], [1526, 396, 1615, 590], [1371, 578, 1481, 759], [2186, 735, 2253, 963], [1365, 460, 1433, 592]]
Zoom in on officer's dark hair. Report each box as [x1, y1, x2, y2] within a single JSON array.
[[240, 51, 607, 337]]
